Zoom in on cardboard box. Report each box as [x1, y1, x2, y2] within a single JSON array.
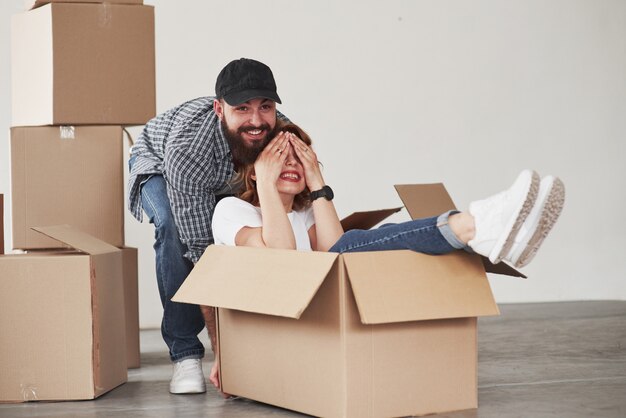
[[11, 126, 124, 250], [0, 225, 127, 402], [25, 0, 143, 11], [11, 3, 155, 126], [121, 247, 141, 369], [174, 184, 523, 417]]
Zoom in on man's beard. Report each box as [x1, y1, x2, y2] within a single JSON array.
[[222, 119, 278, 167]]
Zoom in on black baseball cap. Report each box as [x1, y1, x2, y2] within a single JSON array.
[[215, 58, 282, 106]]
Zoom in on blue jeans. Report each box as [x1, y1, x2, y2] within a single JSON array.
[[329, 210, 467, 254], [130, 158, 205, 362]]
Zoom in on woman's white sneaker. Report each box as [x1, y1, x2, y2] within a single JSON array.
[[468, 170, 540, 264], [169, 358, 207, 394], [505, 176, 565, 268]]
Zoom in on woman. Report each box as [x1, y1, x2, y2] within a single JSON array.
[[212, 122, 565, 267], [208, 122, 564, 391]]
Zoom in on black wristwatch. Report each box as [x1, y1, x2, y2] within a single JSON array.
[[310, 185, 334, 201]]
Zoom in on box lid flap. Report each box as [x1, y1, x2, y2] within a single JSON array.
[[31, 225, 119, 255], [394, 183, 457, 219], [340, 207, 403, 232], [173, 245, 339, 319], [482, 257, 526, 278], [343, 250, 500, 324]]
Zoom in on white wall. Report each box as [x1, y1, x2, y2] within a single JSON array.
[[2, 0, 625, 329]]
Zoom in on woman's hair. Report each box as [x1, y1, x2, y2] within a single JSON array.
[[235, 120, 313, 211]]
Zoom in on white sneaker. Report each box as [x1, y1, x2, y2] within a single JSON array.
[[169, 358, 207, 394], [468, 170, 540, 264], [505, 176, 565, 268]]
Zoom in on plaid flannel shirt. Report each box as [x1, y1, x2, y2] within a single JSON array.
[[128, 96, 287, 263], [129, 96, 235, 264]]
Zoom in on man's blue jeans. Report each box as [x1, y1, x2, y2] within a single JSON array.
[[329, 210, 467, 254], [132, 162, 205, 362]]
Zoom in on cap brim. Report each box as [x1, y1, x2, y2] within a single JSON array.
[[223, 89, 282, 106]]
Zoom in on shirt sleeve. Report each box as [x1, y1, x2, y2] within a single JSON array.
[[212, 197, 263, 246], [164, 142, 215, 263]]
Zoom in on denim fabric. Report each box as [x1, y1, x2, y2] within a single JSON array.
[[329, 210, 466, 254], [129, 157, 205, 362]]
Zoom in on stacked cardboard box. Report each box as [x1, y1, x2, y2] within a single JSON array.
[[0, 226, 127, 402], [2, 0, 154, 402]]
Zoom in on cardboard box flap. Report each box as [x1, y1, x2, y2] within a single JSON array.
[[340, 207, 403, 232], [31, 225, 120, 255], [343, 250, 500, 324], [173, 245, 339, 319], [394, 183, 457, 219], [482, 257, 526, 278]]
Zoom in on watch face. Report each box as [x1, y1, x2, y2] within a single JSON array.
[[323, 185, 334, 200]]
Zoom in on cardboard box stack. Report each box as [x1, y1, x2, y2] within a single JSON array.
[[1, 0, 154, 402], [175, 184, 525, 417]]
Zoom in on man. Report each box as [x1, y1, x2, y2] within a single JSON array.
[[128, 58, 287, 394]]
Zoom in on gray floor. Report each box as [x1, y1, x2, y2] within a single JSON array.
[[2, 301, 625, 418]]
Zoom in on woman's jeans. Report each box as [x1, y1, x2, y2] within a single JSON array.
[[329, 210, 467, 254], [130, 159, 205, 362]]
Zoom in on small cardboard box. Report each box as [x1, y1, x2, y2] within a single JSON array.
[[11, 3, 155, 126], [11, 126, 124, 250], [174, 184, 522, 417], [25, 0, 143, 11], [121, 247, 140, 369], [0, 225, 127, 402]]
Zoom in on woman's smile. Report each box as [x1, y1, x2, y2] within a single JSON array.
[[279, 170, 302, 182]]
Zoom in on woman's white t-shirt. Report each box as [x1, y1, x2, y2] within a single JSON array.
[[212, 197, 316, 251]]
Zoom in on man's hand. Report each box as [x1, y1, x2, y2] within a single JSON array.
[[209, 359, 233, 399], [209, 360, 220, 389]]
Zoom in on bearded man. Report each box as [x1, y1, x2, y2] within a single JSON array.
[[128, 58, 287, 394]]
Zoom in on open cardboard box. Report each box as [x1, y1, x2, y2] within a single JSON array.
[[174, 183, 523, 417], [0, 225, 127, 402]]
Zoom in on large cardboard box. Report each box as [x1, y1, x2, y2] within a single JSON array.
[[11, 126, 124, 249], [25, 0, 143, 11], [121, 247, 141, 369], [0, 225, 127, 402], [11, 3, 155, 126], [174, 184, 523, 417]]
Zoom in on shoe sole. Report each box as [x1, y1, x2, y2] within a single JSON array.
[[491, 170, 540, 263], [169, 383, 207, 394], [513, 177, 565, 268]]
